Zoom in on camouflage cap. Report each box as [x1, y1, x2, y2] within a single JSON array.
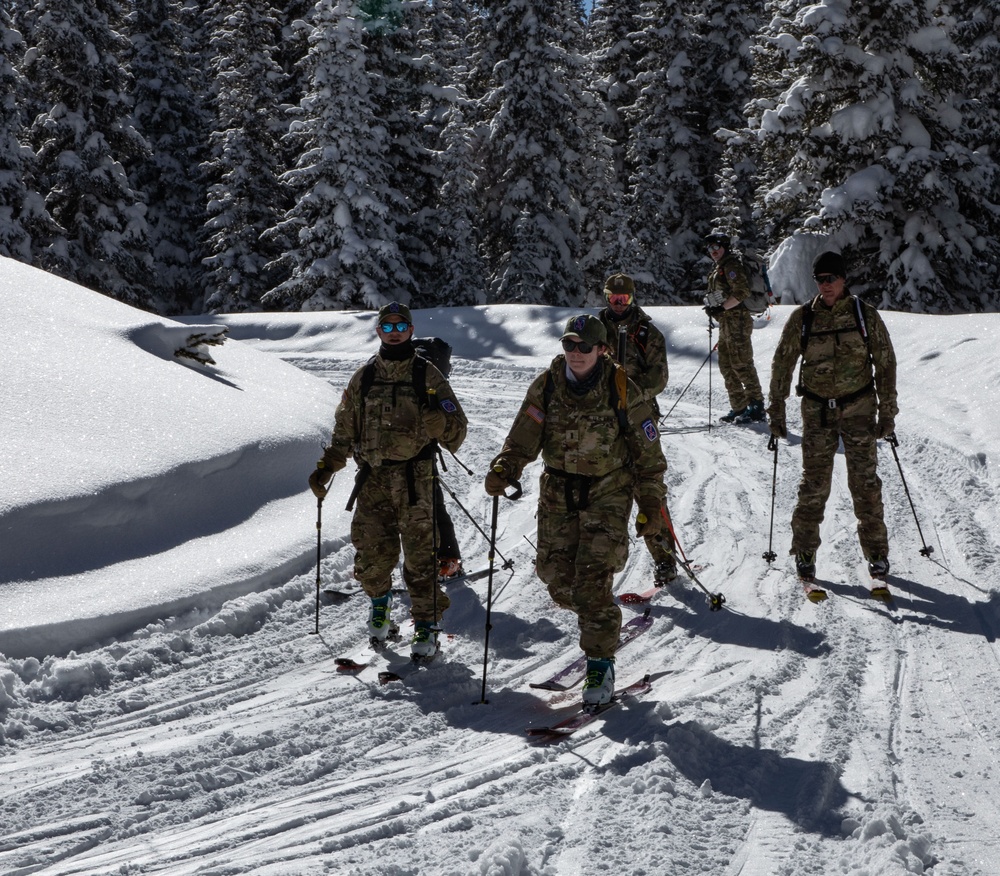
[[560, 314, 608, 348], [377, 301, 412, 323], [603, 273, 635, 298]]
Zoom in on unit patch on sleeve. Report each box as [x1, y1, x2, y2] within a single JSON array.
[[641, 418, 658, 442]]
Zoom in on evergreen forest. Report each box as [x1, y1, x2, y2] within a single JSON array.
[[2, 0, 998, 315]]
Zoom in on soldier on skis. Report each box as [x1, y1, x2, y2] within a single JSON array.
[[704, 232, 766, 424], [597, 272, 678, 586], [484, 314, 667, 706], [767, 251, 898, 590], [308, 302, 468, 659]]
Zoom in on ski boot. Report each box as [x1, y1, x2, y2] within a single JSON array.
[[654, 557, 677, 586], [735, 399, 766, 424], [367, 594, 394, 647], [438, 558, 463, 580], [411, 621, 440, 662], [581, 657, 615, 709], [868, 555, 892, 601]]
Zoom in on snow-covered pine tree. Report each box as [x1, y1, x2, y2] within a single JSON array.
[[692, 0, 764, 249], [129, 0, 211, 314], [618, 0, 703, 300], [559, 0, 617, 303], [0, 11, 42, 263], [415, 0, 487, 306], [361, 1, 434, 307], [23, 0, 153, 308], [477, 0, 590, 305], [587, 2, 641, 165], [751, 0, 999, 312], [201, 0, 289, 313], [261, 0, 412, 311]]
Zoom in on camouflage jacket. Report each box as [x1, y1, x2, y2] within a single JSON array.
[[321, 352, 467, 470], [597, 304, 668, 403], [769, 294, 898, 418], [707, 251, 752, 307], [492, 355, 666, 505]]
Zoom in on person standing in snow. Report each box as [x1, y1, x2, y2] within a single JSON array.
[[597, 273, 678, 586], [704, 232, 766, 424], [767, 251, 898, 588], [484, 314, 667, 706], [308, 302, 468, 659]]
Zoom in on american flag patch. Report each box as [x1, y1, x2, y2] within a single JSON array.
[[642, 418, 658, 441], [526, 404, 545, 424], [441, 399, 457, 413]]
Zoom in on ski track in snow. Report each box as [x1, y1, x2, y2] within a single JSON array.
[[2, 337, 999, 875]]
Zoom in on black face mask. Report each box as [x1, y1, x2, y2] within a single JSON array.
[[379, 339, 415, 360]]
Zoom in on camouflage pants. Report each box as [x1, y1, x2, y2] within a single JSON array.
[[790, 397, 888, 560], [535, 466, 632, 659], [352, 459, 450, 623], [718, 308, 762, 411], [635, 487, 676, 565]]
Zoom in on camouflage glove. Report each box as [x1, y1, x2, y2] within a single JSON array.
[[422, 405, 447, 439], [876, 415, 895, 440], [484, 460, 512, 497], [767, 403, 787, 439], [308, 467, 333, 499], [635, 499, 665, 537]]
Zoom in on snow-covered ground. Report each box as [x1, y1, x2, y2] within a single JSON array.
[[2, 255, 999, 875]]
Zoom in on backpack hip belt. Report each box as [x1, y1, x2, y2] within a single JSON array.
[[796, 381, 873, 425], [543, 465, 600, 512]]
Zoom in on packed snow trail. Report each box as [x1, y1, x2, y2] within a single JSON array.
[[1, 307, 998, 875]]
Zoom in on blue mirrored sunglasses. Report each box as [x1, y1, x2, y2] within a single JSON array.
[[379, 321, 411, 333]]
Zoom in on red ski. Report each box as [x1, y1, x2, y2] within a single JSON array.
[[526, 675, 652, 740]]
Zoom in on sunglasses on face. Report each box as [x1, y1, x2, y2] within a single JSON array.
[[814, 274, 839, 285], [561, 338, 595, 354], [379, 321, 411, 333], [606, 293, 632, 308]]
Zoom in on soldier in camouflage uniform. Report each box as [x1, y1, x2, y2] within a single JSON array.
[[485, 314, 667, 706], [767, 251, 898, 586], [704, 233, 765, 423], [308, 302, 468, 658], [598, 273, 677, 585]]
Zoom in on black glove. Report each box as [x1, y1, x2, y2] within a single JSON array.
[[703, 304, 725, 318]]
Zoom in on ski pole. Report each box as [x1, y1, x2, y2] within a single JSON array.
[[707, 315, 715, 429], [763, 434, 779, 563], [884, 433, 934, 557], [438, 476, 514, 566], [313, 494, 324, 635], [659, 343, 718, 425], [658, 515, 725, 610], [477, 495, 500, 705]]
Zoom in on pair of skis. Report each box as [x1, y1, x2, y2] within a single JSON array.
[[524, 609, 655, 741], [801, 578, 893, 605]]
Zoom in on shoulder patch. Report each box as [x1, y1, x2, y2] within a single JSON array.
[[525, 404, 545, 424], [440, 399, 457, 413], [641, 418, 658, 442], [727, 270, 738, 280]]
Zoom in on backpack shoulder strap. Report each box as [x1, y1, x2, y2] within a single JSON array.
[[609, 361, 629, 433], [359, 356, 378, 400], [411, 351, 429, 404], [799, 299, 820, 353]]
